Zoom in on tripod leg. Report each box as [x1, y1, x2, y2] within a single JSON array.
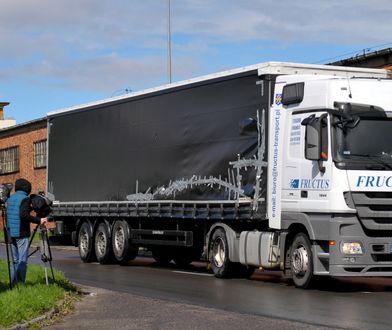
[[2, 209, 12, 289], [49, 259, 55, 282], [3, 209, 16, 290], [4, 231, 12, 289], [44, 266, 49, 285], [43, 228, 55, 282], [39, 226, 55, 284], [28, 225, 40, 259]]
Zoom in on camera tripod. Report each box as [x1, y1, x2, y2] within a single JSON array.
[[29, 224, 55, 285], [1, 205, 17, 289]]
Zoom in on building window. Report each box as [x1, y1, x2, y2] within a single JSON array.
[[34, 140, 47, 169], [0, 146, 19, 175]]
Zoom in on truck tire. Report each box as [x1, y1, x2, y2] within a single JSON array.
[[112, 221, 139, 263], [151, 247, 173, 265], [78, 222, 95, 263], [290, 233, 314, 289], [94, 222, 113, 264], [209, 228, 233, 278]]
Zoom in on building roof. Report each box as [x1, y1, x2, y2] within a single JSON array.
[[0, 117, 46, 138], [330, 48, 392, 69]]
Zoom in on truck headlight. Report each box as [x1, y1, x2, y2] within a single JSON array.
[[341, 242, 363, 255]]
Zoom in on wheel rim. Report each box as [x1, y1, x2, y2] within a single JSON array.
[[291, 245, 309, 277], [80, 230, 89, 256], [96, 231, 107, 256], [114, 227, 125, 254], [212, 237, 225, 268]]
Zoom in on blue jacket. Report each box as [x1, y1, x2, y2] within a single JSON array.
[[7, 191, 29, 238]]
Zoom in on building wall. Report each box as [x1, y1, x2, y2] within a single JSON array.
[[0, 122, 47, 230], [0, 126, 47, 192]]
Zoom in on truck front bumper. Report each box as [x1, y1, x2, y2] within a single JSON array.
[[328, 215, 392, 277]]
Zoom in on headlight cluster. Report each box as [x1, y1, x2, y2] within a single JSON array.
[[341, 242, 363, 255]]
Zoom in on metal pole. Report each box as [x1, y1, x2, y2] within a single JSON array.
[[167, 0, 172, 83], [2, 207, 15, 289]]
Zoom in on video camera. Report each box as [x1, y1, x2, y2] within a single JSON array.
[[0, 183, 13, 206], [30, 193, 53, 218]]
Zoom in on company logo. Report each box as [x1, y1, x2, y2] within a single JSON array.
[[290, 179, 300, 189], [356, 176, 392, 188], [275, 94, 282, 105], [290, 178, 330, 190]]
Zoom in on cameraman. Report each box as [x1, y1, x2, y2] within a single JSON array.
[[6, 178, 47, 285]]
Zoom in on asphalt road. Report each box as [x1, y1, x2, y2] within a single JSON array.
[[2, 245, 392, 329]]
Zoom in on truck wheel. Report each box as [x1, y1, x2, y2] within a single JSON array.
[[290, 233, 314, 289], [151, 247, 173, 265], [209, 228, 233, 278], [78, 222, 95, 263], [95, 222, 113, 264], [112, 221, 138, 263]]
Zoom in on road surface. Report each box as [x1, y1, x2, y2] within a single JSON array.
[[30, 248, 392, 328], [1, 245, 392, 329]]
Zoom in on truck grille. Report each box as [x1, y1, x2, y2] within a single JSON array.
[[372, 254, 392, 262], [347, 192, 392, 233]]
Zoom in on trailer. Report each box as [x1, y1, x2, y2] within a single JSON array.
[[47, 61, 392, 288]]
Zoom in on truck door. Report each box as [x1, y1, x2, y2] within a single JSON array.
[[282, 111, 332, 213]]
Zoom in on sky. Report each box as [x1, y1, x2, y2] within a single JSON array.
[[1, 0, 392, 124]]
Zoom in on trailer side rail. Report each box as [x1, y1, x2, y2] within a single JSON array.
[[52, 200, 264, 220]]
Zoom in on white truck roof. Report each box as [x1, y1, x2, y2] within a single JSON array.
[[277, 75, 392, 112]]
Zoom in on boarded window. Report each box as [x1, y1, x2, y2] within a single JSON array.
[[34, 140, 47, 169], [0, 146, 19, 174]]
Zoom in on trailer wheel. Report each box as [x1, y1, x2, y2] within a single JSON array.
[[94, 222, 113, 264], [209, 228, 233, 278], [290, 233, 314, 289], [112, 221, 138, 263], [78, 222, 95, 263]]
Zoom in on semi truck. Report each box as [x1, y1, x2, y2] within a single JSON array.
[[47, 61, 392, 288]]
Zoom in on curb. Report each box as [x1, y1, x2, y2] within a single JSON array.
[[4, 285, 90, 330], [6, 298, 66, 330]]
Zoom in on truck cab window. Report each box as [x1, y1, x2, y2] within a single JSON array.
[[333, 116, 392, 170]]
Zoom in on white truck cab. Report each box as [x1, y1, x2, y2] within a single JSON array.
[[268, 74, 392, 287]]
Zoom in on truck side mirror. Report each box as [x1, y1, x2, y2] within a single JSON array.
[[301, 114, 328, 173], [302, 115, 322, 161]]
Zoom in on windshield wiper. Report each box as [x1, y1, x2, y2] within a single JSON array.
[[344, 153, 392, 170]]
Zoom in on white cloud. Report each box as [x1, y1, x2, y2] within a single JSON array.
[[7, 53, 201, 92], [171, 0, 392, 44], [0, 0, 391, 92]]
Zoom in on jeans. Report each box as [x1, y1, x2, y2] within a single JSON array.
[[10, 237, 29, 285]]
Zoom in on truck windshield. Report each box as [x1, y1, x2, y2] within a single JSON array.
[[333, 117, 392, 170]]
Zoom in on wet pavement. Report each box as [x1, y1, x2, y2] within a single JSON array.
[[47, 285, 335, 330], [2, 244, 392, 329]]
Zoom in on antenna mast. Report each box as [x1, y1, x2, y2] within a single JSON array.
[[167, 0, 172, 83]]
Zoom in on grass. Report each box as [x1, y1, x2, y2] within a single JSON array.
[[0, 258, 78, 328]]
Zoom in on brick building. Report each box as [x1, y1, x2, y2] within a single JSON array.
[[0, 115, 47, 229], [330, 47, 392, 71]]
